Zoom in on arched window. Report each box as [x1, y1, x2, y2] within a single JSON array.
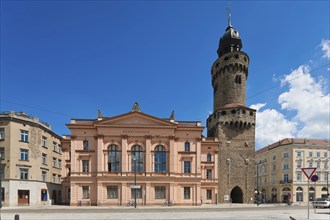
[[321, 187, 328, 191], [154, 145, 166, 173], [296, 187, 303, 191], [108, 144, 120, 172], [131, 145, 144, 172], [207, 153, 212, 162], [184, 142, 190, 152], [83, 139, 89, 150]]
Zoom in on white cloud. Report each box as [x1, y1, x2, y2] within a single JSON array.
[[253, 40, 330, 149], [252, 103, 297, 149], [279, 65, 330, 139], [321, 39, 330, 59]]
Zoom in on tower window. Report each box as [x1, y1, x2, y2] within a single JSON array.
[[235, 75, 242, 84], [235, 54, 239, 59], [224, 57, 229, 61]]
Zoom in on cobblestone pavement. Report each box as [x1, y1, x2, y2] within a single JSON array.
[[0, 204, 329, 220]]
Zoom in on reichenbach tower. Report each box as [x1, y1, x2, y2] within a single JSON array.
[[206, 11, 256, 204]]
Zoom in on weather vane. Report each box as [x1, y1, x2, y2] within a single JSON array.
[[226, 2, 231, 27]]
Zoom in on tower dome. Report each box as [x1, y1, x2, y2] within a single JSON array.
[[217, 20, 243, 57]]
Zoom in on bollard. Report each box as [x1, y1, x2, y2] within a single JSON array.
[[14, 214, 20, 220]]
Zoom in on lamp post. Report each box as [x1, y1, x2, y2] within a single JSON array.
[[133, 153, 137, 208], [255, 160, 265, 206], [226, 158, 231, 203]]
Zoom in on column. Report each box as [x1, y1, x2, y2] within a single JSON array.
[[196, 139, 201, 176], [97, 135, 104, 173], [169, 136, 175, 176], [145, 136, 151, 175], [121, 135, 128, 173], [97, 183, 102, 205], [145, 183, 150, 205], [122, 183, 127, 206]]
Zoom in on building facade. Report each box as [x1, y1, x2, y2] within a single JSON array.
[[255, 138, 329, 203], [0, 111, 62, 206], [62, 105, 219, 206], [206, 14, 256, 203]]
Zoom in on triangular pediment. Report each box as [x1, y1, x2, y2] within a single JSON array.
[[96, 112, 176, 127]]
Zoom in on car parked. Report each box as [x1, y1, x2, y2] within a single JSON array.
[[311, 198, 330, 208]]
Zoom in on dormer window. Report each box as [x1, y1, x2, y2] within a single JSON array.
[[83, 139, 89, 150]]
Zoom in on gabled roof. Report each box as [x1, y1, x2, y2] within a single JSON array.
[[95, 111, 177, 128]]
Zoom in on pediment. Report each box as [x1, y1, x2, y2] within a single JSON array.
[[96, 112, 175, 127]]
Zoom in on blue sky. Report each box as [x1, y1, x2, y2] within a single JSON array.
[[1, 1, 329, 149]]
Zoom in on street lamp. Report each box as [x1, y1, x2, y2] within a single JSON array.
[[226, 158, 231, 203], [132, 153, 137, 208], [255, 160, 265, 206]]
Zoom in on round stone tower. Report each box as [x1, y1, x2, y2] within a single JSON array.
[[207, 12, 256, 204]]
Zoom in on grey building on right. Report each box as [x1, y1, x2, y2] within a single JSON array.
[[206, 14, 256, 203]]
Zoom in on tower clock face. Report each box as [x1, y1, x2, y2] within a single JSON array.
[[232, 30, 239, 38]]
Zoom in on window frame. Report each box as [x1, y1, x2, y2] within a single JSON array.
[[20, 149, 29, 161], [20, 168, 28, 180], [184, 161, 191, 174], [107, 186, 118, 199], [154, 145, 166, 173], [20, 130, 29, 142], [184, 187, 190, 199], [155, 186, 166, 199], [82, 186, 90, 199]]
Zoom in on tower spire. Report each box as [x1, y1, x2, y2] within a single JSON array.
[[226, 3, 232, 27]]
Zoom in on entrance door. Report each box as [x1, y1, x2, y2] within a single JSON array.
[[230, 186, 243, 203], [18, 190, 30, 205]]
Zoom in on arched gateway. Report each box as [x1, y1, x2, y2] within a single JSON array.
[[231, 186, 243, 203]]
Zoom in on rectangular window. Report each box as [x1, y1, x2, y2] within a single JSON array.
[[184, 142, 190, 152], [107, 186, 118, 199], [53, 158, 57, 167], [0, 128, 4, 140], [283, 152, 289, 158], [53, 142, 57, 152], [296, 151, 302, 158], [41, 171, 47, 182], [82, 186, 90, 199], [317, 161, 320, 168], [83, 140, 89, 150], [297, 173, 302, 181], [184, 161, 191, 173], [58, 159, 62, 168], [206, 169, 212, 179], [316, 152, 320, 157], [52, 174, 56, 183], [82, 160, 89, 172], [155, 186, 166, 199], [283, 174, 289, 182], [309, 161, 313, 168], [58, 145, 62, 153], [1, 187, 4, 201], [272, 155, 276, 160], [42, 136, 47, 147], [42, 153, 47, 165], [206, 189, 212, 200], [325, 162, 329, 169], [324, 173, 328, 181], [283, 163, 289, 170], [272, 164, 276, 171], [0, 147, 4, 160], [41, 189, 47, 201], [324, 152, 328, 158], [20, 168, 28, 180], [20, 149, 29, 161], [20, 130, 29, 142], [184, 187, 190, 199], [131, 188, 142, 199], [309, 152, 313, 157], [296, 161, 301, 168]]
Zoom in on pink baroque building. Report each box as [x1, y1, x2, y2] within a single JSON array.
[[61, 103, 219, 206]]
